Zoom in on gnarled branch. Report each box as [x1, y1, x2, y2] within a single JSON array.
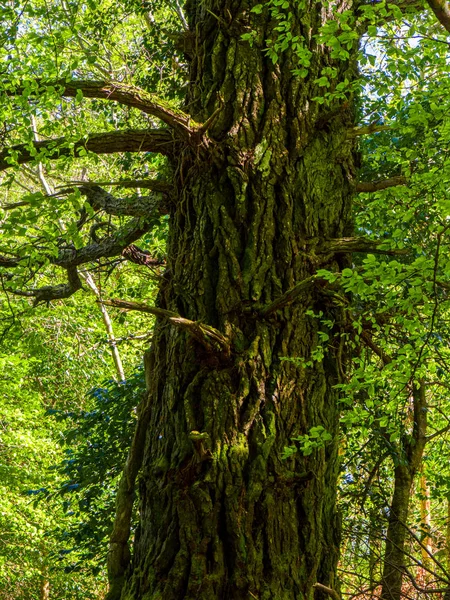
[[12, 266, 82, 305], [53, 217, 157, 268], [0, 128, 175, 172], [1, 215, 160, 301]]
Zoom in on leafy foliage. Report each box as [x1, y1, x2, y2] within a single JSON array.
[[46, 370, 146, 573]]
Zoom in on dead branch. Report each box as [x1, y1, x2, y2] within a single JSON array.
[[101, 298, 230, 356]]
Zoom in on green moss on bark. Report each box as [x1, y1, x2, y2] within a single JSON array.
[[115, 1, 358, 598]]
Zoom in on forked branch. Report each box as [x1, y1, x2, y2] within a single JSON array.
[[1, 216, 160, 302]]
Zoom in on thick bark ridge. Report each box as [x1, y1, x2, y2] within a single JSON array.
[[118, 2, 359, 599]]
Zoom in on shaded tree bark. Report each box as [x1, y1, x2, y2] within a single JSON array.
[[108, 2, 359, 599]]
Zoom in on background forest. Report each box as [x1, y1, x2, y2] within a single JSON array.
[[2, 0, 450, 599]]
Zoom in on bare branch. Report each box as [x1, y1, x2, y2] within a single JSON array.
[[426, 0, 450, 33], [348, 124, 392, 137], [121, 245, 164, 268], [53, 217, 155, 268], [0, 129, 175, 172], [1, 215, 161, 303], [169, 0, 189, 30], [313, 583, 341, 600], [319, 236, 409, 255], [356, 176, 408, 193], [101, 298, 231, 356], [80, 270, 125, 381], [0, 215, 157, 272], [402, 565, 449, 594], [399, 518, 450, 580]]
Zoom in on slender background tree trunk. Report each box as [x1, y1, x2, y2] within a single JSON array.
[[380, 382, 427, 600]]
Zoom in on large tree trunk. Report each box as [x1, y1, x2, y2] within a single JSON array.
[[115, 2, 358, 599]]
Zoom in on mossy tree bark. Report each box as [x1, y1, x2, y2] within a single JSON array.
[[114, 2, 359, 599]]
